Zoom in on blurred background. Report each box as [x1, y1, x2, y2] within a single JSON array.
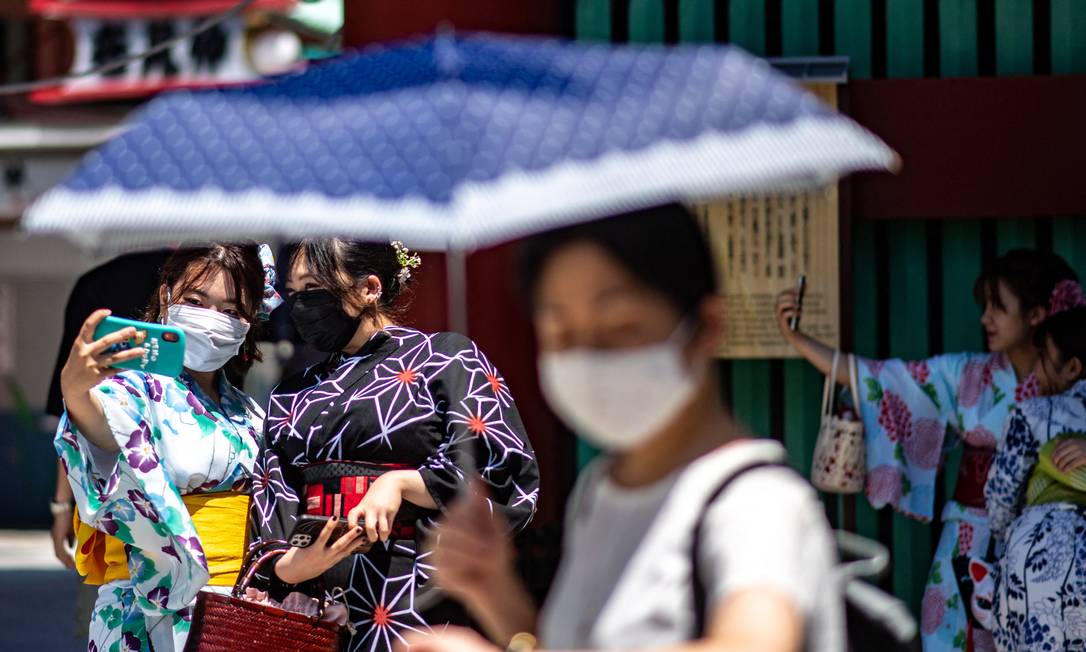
[[0, 1, 1084, 649]]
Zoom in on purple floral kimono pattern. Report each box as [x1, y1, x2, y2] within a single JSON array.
[[858, 352, 1036, 652], [250, 327, 539, 652], [985, 380, 1086, 652], [55, 370, 263, 652]]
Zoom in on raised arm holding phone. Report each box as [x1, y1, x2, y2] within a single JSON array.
[[774, 249, 1083, 651], [45, 251, 170, 573], [54, 243, 279, 652], [410, 205, 844, 652]]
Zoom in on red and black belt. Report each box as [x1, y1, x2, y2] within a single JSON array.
[[300, 461, 424, 540]]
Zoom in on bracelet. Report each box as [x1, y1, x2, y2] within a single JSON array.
[[505, 633, 537, 652], [49, 500, 72, 516]]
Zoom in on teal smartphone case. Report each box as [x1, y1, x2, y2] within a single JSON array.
[[93, 316, 186, 377]]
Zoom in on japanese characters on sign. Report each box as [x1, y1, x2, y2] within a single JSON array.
[[696, 187, 841, 359]]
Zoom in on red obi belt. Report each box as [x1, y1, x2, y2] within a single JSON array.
[[953, 445, 994, 509], [300, 461, 421, 540]]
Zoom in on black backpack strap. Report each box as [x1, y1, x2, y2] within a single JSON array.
[[690, 460, 790, 638]]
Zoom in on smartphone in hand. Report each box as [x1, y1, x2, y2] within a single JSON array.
[[288, 515, 371, 553], [790, 275, 807, 331], [93, 316, 186, 377]]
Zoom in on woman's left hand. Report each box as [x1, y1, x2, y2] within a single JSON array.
[[395, 627, 498, 652], [347, 472, 406, 543], [1051, 439, 1086, 473]]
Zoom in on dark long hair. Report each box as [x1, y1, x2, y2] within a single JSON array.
[[518, 203, 718, 317], [973, 249, 1078, 314], [291, 239, 415, 322], [143, 243, 265, 376], [1034, 306, 1086, 383]]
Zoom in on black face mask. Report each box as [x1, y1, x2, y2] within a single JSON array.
[[289, 289, 362, 353]]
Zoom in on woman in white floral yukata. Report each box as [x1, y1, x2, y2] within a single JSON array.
[[775, 249, 1079, 652], [55, 243, 281, 652], [984, 304, 1086, 652]]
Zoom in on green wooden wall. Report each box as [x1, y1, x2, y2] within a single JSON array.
[[573, 0, 1086, 613]]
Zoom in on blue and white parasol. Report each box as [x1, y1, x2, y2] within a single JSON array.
[[23, 33, 896, 251]]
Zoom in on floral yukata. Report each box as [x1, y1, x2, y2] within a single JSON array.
[[857, 352, 1037, 652], [251, 327, 540, 652], [56, 370, 263, 652], [985, 380, 1086, 652]]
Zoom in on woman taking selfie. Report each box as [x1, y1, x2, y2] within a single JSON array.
[[249, 239, 540, 651], [775, 250, 1079, 651], [985, 304, 1086, 652], [409, 203, 843, 652], [55, 243, 278, 651]]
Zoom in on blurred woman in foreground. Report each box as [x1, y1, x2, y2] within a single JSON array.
[[56, 243, 275, 651], [405, 203, 844, 652]]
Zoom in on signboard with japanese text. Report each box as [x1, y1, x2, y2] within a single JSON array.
[[695, 83, 841, 359]]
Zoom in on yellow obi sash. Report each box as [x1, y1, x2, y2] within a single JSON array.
[[74, 492, 250, 587]]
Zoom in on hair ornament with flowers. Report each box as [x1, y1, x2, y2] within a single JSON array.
[[392, 241, 422, 286], [1049, 279, 1086, 316], [257, 243, 284, 321]]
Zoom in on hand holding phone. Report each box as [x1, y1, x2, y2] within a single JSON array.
[[61, 310, 150, 400], [275, 515, 371, 585], [289, 514, 371, 553], [93, 315, 186, 377], [790, 275, 807, 331]]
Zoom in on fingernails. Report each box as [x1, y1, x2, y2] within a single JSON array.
[[355, 527, 363, 534], [331, 516, 338, 522]]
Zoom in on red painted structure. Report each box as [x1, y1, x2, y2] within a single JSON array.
[[340, 2, 1086, 525], [30, 0, 292, 18], [343, 0, 560, 45], [29, 0, 295, 105], [340, 2, 571, 524], [849, 75, 1086, 220]]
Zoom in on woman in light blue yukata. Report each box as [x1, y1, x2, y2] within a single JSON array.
[[55, 243, 281, 652], [984, 304, 1086, 652], [776, 249, 1079, 652]]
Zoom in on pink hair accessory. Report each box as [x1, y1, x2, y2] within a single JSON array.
[[1049, 279, 1086, 316]]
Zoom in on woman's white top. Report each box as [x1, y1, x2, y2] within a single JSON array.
[[539, 439, 844, 650]]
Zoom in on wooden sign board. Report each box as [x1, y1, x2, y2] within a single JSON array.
[[696, 82, 841, 359]]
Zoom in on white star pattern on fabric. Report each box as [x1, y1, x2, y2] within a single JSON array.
[[251, 327, 539, 652], [343, 555, 432, 652]]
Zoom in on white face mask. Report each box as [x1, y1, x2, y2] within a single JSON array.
[[537, 323, 704, 452], [167, 304, 250, 373]]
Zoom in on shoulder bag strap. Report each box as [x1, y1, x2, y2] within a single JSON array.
[[847, 354, 863, 415], [690, 461, 791, 638], [822, 350, 841, 419]]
